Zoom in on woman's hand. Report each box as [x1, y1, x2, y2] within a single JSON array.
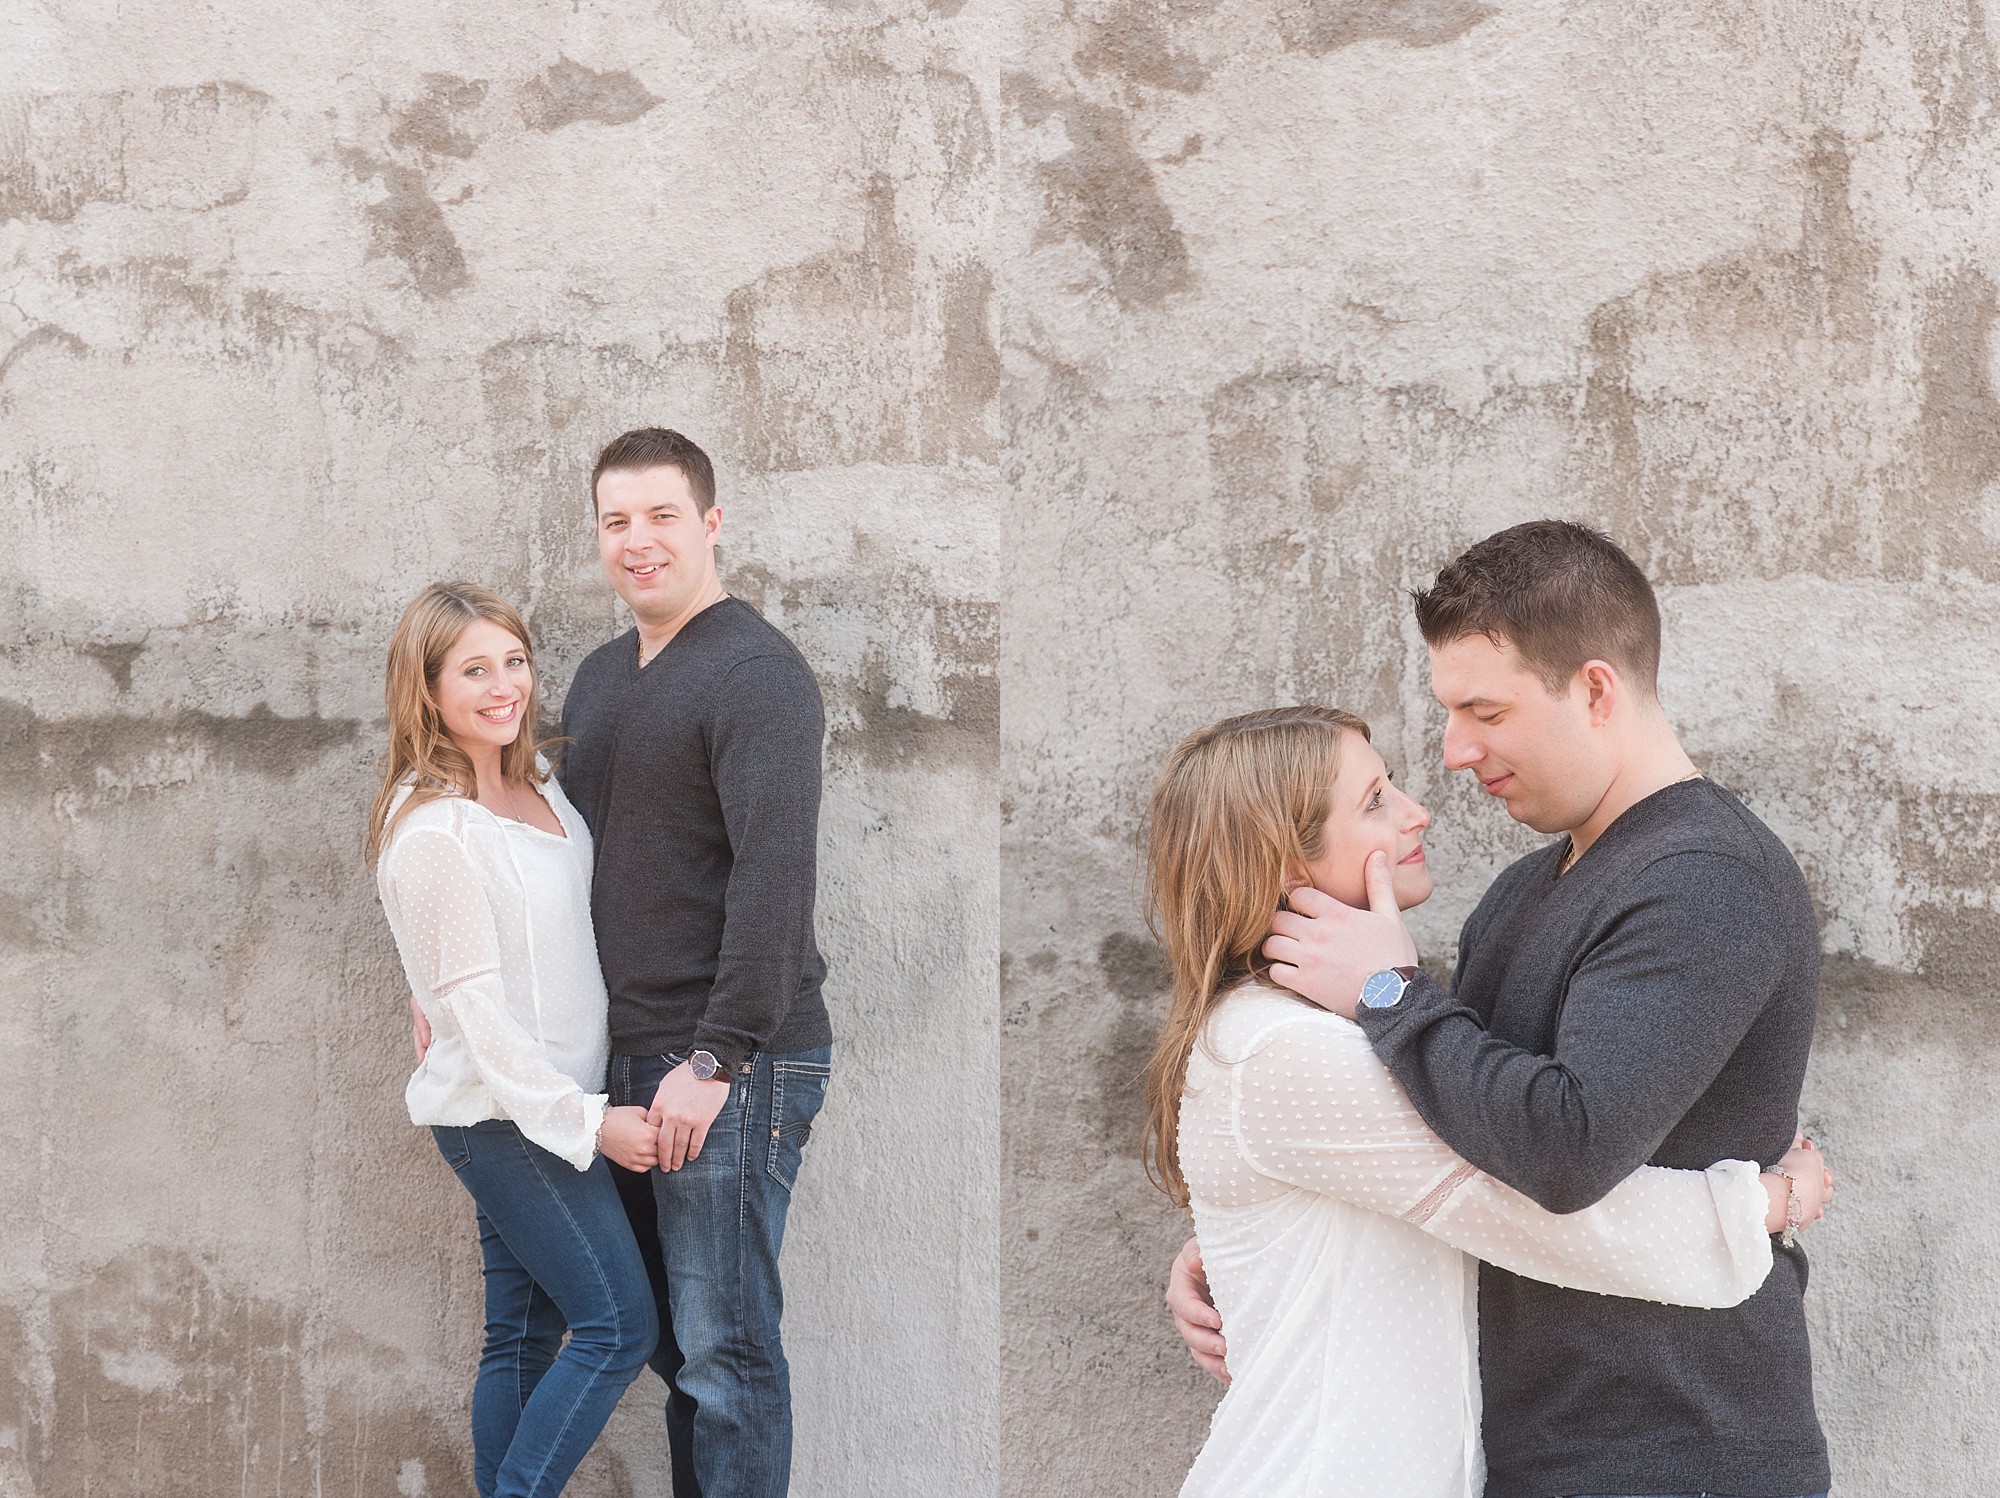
[[410, 999, 432, 1061], [1762, 1135, 1834, 1236], [598, 1106, 661, 1172]]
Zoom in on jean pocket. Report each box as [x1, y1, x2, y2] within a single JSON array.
[[432, 1125, 472, 1172], [765, 1061, 830, 1190]]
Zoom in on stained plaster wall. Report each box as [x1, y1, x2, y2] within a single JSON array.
[[0, 4, 999, 1495], [1000, 3, 2000, 1495]]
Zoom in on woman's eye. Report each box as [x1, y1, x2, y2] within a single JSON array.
[[1368, 790, 1383, 810]]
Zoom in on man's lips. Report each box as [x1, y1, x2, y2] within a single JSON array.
[[1479, 773, 1514, 796], [626, 561, 665, 579]]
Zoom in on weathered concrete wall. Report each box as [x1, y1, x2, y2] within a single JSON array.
[[1, 4, 998, 1494], [1000, 3, 2000, 1495]]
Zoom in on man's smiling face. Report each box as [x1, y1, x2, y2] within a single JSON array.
[[594, 463, 721, 628], [1428, 632, 1607, 836]]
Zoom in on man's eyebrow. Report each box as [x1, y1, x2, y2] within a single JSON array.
[[1450, 695, 1505, 710]]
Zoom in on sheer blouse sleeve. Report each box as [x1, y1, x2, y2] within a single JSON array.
[[1231, 1016, 1773, 1308], [383, 825, 607, 1171]]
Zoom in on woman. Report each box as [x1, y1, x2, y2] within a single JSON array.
[[1142, 705, 1827, 1497], [367, 582, 660, 1498]]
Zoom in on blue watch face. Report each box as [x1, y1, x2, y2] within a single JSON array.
[[1359, 970, 1407, 1010]]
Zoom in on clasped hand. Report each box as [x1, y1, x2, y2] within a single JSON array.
[[1264, 851, 1419, 1018], [648, 1059, 732, 1171], [597, 1060, 732, 1172]]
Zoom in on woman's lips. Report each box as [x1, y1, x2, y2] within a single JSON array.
[[1400, 846, 1426, 865]]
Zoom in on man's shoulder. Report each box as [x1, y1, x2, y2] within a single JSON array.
[[1624, 781, 1809, 906], [691, 601, 821, 703]]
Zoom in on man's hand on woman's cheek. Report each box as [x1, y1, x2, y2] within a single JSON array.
[[1263, 852, 1419, 1019]]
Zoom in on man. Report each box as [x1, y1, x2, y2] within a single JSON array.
[[1168, 521, 1831, 1498], [559, 427, 832, 1498]]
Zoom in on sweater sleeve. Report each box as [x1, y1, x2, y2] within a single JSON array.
[[1233, 1017, 1773, 1307], [693, 651, 826, 1072], [384, 826, 606, 1170], [1357, 852, 1787, 1212]]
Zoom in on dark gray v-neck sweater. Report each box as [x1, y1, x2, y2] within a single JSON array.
[[557, 598, 830, 1071], [1358, 778, 1829, 1498]]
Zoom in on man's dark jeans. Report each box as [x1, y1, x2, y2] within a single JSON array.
[[432, 1121, 658, 1498], [608, 1045, 831, 1498]]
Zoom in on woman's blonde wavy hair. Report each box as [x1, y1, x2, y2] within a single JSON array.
[[1141, 704, 1371, 1207], [365, 581, 552, 865]]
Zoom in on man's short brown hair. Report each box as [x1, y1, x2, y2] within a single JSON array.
[[1412, 520, 1662, 695], [590, 428, 717, 514]]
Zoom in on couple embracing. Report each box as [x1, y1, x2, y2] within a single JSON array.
[[1144, 522, 1837, 1498], [364, 428, 830, 1498]]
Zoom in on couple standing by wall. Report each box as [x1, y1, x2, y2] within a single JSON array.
[[369, 428, 828, 1498]]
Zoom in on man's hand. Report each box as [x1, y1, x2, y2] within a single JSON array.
[[410, 999, 432, 1061], [648, 1060, 732, 1170], [1263, 851, 1419, 1019], [1166, 1236, 1229, 1384], [598, 1105, 661, 1172]]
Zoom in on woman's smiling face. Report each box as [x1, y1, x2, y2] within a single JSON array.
[[1301, 732, 1434, 911], [434, 617, 534, 757]]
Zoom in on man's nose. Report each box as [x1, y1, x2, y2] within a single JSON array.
[[1441, 722, 1480, 771]]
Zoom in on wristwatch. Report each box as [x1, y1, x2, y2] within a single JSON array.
[[1358, 965, 1421, 1011], [689, 1049, 723, 1082]]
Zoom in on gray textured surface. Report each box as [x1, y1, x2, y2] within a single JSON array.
[[1, 4, 998, 1494], [1000, 3, 2000, 1495]]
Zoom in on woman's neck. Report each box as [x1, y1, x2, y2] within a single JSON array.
[[461, 741, 508, 796]]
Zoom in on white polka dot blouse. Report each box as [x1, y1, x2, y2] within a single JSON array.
[[375, 772, 611, 1171]]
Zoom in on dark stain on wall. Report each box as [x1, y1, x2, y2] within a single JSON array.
[[1816, 953, 2000, 1053], [0, 83, 269, 224], [1094, 931, 1172, 1156], [519, 58, 661, 133], [1275, 0, 1497, 54], [388, 74, 489, 160], [0, 699, 362, 791], [1905, 266, 2000, 578], [1077, 6, 1212, 93], [829, 652, 997, 772], [28, 1246, 470, 1497], [0, 90, 128, 223], [1010, 78, 1191, 307], [923, 262, 1002, 460], [84, 641, 145, 693], [341, 150, 471, 298]]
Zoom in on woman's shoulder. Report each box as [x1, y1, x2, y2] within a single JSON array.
[[1201, 978, 1359, 1058], [380, 791, 474, 861]]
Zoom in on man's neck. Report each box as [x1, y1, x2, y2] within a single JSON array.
[[1567, 721, 1700, 860], [635, 580, 728, 664]]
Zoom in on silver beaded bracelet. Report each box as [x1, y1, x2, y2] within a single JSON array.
[[1764, 1165, 1803, 1248]]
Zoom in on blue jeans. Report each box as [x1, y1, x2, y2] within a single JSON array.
[[607, 1045, 831, 1498], [433, 1121, 658, 1498]]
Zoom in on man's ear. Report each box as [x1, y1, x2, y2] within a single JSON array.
[[1580, 659, 1620, 726], [704, 503, 724, 545]]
